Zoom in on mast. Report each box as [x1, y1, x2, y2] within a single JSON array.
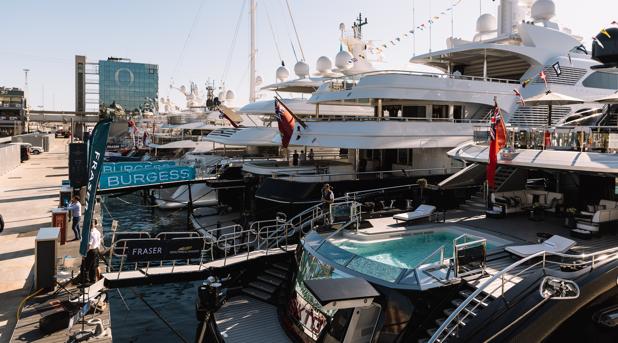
[[249, 0, 257, 103]]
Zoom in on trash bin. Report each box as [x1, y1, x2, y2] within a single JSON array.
[[51, 208, 69, 245], [20, 145, 29, 162], [35, 227, 60, 292]]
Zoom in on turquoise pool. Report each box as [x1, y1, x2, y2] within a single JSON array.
[[333, 230, 499, 270]]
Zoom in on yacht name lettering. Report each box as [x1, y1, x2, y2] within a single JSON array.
[[102, 167, 195, 189], [131, 247, 163, 256], [84, 151, 100, 211]]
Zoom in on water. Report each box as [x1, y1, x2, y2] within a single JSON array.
[[100, 192, 189, 244], [334, 230, 498, 270]]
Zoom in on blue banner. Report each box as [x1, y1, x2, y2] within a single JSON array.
[[102, 160, 177, 173], [99, 166, 196, 190], [80, 119, 112, 256]]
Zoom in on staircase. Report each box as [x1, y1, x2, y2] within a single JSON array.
[[458, 166, 518, 212], [419, 285, 493, 343], [241, 261, 291, 304]]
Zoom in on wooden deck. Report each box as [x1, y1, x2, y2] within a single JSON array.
[[215, 296, 290, 343]]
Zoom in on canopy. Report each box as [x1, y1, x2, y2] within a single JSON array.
[[524, 90, 584, 106], [150, 140, 197, 149], [594, 91, 618, 104]]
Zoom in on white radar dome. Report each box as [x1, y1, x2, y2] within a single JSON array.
[[217, 91, 225, 100], [476, 13, 497, 33], [294, 61, 310, 78], [316, 56, 333, 74], [531, 0, 555, 21], [225, 90, 235, 100], [276, 65, 290, 81], [335, 50, 353, 70]]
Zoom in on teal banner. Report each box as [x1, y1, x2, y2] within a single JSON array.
[[80, 119, 112, 256], [102, 160, 177, 173], [99, 166, 196, 190]]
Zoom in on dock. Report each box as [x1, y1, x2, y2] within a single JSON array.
[[0, 139, 71, 343]]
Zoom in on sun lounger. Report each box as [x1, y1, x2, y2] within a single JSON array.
[[505, 235, 576, 257], [393, 205, 436, 223]]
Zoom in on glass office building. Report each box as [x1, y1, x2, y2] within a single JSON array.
[[98, 58, 158, 113]]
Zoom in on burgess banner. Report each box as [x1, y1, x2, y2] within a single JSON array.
[[101, 160, 177, 173], [99, 166, 196, 190]]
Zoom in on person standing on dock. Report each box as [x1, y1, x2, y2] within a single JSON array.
[[66, 196, 82, 241], [84, 223, 101, 284], [292, 150, 299, 166]]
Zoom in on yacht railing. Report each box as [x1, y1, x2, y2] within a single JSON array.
[[302, 116, 488, 123], [274, 166, 463, 182], [323, 69, 520, 93], [429, 246, 618, 342]]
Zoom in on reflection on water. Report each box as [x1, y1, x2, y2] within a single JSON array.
[[101, 192, 189, 244]]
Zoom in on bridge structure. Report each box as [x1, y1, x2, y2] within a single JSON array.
[[28, 110, 100, 123]]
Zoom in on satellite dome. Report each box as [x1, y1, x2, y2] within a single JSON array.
[[225, 90, 235, 100], [335, 50, 353, 70], [276, 65, 290, 81], [531, 0, 555, 21], [476, 13, 497, 33], [294, 61, 310, 78], [218, 91, 225, 99], [316, 56, 333, 74]]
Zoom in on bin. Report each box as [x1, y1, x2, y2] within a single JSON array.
[[51, 208, 69, 245], [35, 227, 60, 291]]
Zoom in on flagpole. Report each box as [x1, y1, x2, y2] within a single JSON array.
[[274, 94, 307, 129]]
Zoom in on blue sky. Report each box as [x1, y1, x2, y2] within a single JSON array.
[[0, 0, 615, 110]]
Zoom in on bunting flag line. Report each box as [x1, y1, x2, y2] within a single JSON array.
[[521, 78, 532, 88], [575, 44, 588, 55], [513, 89, 525, 106], [539, 70, 548, 89]]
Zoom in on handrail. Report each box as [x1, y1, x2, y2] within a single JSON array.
[[416, 245, 446, 269], [275, 167, 463, 182], [429, 246, 618, 342], [322, 69, 520, 85], [301, 116, 489, 124]]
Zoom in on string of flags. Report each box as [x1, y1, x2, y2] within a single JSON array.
[[348, 0, 464, 62]]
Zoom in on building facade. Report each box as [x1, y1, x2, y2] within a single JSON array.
[[98, 57, 158, 113], [0, 87, 26, 137]]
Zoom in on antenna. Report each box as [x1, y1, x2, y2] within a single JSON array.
[[412, 0, 416, 57], [352, 13, 368, 39], [428, 0, 432, 53], [249, 0, 256, 103]]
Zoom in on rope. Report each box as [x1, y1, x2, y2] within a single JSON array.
[[16, 288, 44, 321], [221, 0, 248, 82], [170, 0, 207, 94], [263, 2, 283, 62], [130, 288, 189, 343], [283, 0, 305, 61]]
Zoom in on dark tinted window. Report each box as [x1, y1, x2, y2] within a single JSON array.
[[582, 71, 618, 89]]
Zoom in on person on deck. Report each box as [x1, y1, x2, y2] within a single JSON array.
[[292, 150, 299, 166], [308, 149, 315, 161], [66, 196, 82, 241]]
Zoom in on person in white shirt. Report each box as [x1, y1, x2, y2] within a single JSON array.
[[66, 196, 82, 241], [84, 221, 101, 284]]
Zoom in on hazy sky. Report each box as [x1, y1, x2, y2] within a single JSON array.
[[1, 0, 615, 110]]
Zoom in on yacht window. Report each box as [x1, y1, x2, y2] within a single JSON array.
[[397, 149, 408, 164], [432, 105, 449, 119], [453, 105, 463, 120], [582, 72, 618, 89], [402, 105, 426, 118]]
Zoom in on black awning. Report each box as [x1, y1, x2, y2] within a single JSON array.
[[304, 277, 380, 306]]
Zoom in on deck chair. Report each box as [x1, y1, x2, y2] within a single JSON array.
[[393, 205, 436, 223], [505, 235, 576, 257]]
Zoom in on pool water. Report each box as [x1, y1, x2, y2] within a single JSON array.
[[333, 231, 497, 270]]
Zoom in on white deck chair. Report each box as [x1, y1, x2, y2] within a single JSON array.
[[505, 235, 576, 257], [393, 205, 437, 223]]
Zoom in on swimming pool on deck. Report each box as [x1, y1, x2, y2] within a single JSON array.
[[331, 226, 511, 270], [310, 225, 512, 283]]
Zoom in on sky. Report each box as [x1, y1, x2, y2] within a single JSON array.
[[0, 0, 615, 111]]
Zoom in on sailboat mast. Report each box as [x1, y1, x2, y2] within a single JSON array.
[[249, 0, 257, 103]]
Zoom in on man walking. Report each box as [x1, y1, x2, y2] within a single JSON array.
[[66, 196, 82, 241]]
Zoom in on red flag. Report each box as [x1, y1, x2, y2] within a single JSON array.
[[513, 89, 525, 106], [218, 110, 239, 128], [539, 70, 548, 89], [275, 98, 295, 148], [486, 106, 507, 189]]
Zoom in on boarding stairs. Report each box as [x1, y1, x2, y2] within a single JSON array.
[[428, 247, 618, 342], [242, 260, 292, 304]]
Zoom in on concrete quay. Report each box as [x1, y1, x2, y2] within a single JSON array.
[[0, 138, 71, 343]]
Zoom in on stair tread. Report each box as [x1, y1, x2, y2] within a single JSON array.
[[265, 268, 287, 279], [272, 263, 290, 272], [249, 280, 277, 294], [242, 287, 272, 301], [257, 274, 284, 286]]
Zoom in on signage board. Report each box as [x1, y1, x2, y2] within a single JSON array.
[[122, 238, 204, 262], [101, 160, 177, 173], [99, 166, 195, 190]]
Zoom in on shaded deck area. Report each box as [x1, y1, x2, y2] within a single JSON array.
[[215, 296, 290, 343]]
